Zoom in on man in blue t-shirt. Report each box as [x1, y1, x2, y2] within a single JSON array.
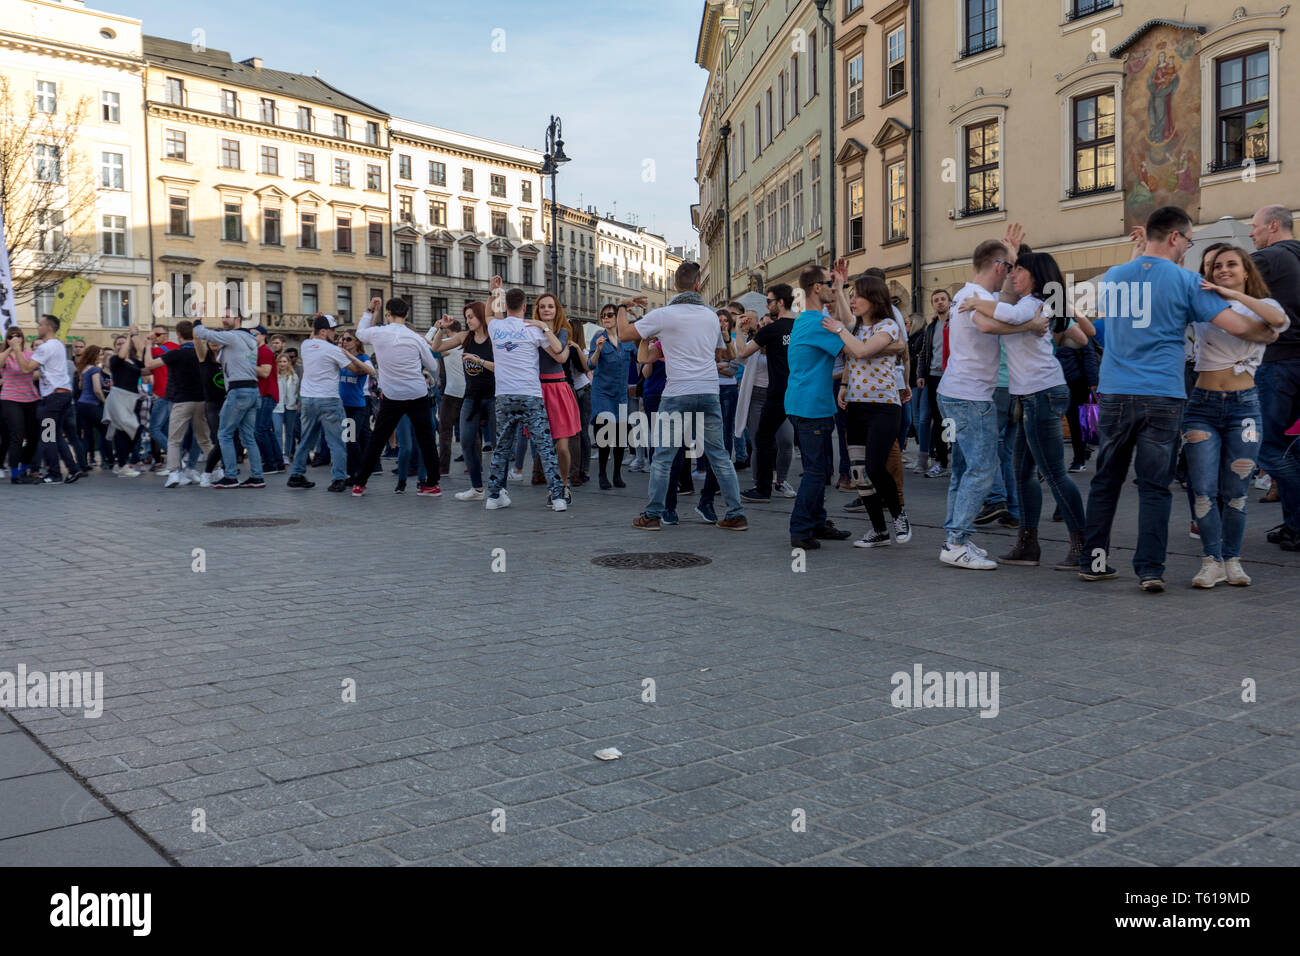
[[337, 330, 372, 481], [784, 259, 855, 549], [1080, 205, 1279, 589]]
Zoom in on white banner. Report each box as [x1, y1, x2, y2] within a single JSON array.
[[0, 204, 16, 332]]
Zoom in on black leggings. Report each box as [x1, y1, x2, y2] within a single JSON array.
[[845, 401, 903, 533], [1065, 376, 1091, 464], [1, 399, 39, 469], [77, 402, 110, 465], [926, 377, 949, 467], [205, 401, 223, 473]]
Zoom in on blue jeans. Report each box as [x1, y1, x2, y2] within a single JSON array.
[[1015, 385, 1085, 532], [1183, 387, 1261, 560], [218, 387, 263, 479], [1255, 360, 1300, 532], [986, 387, 1020, 519], [459, 395, 494, 489], [916, 382, 934, 456], [255, 394, 282, 468], [719, 383, 739, 458], [275, 408, 300, 459], [396, 414, 428, 485], [790, 415, 834, 537], [898, 391, 913, 451], [646, 393, 742, 520], [1082, 394, 1184, 578], [149, 396, 171, 463], [291, 396, 346, 482], [938, 395, 999, 545]]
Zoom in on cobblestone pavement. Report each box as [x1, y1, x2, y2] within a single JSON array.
[[4, 456, 1298, 866]]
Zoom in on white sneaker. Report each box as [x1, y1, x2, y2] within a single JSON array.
[[774, 480, 797, 498], [199, 472, 213, 488], [455, 488, 485, 501], [1254, 474, 1272, 490], [966, 540, 990, 559], [212, 467, 224, 482], [1224, 557, 1252, 586], [551, 494, 568, 512], [164, 471, 181, 488], [1192, 556, 1227, 589], [0, 468, 8, 479], [182, 468, 200, 484], [926, 463, 948, 479], [940, 542, 997, 570], [177, 470, 193, 486], [509, 468, 525, 481], [485, 490, 512, 510], [118, 466, 141, 478]]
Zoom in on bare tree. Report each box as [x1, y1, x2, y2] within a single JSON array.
[[0, 75, 100, 304]]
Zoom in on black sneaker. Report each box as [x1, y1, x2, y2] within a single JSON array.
[[394, 481, 406, 494], [997, 514, 1020, 529], [1266, 523, 1290, 544], [734, 459, 750, 471], [11, 472, 42, 485], [42, 474, 61, 483], [842, 498, 866, 513], [813, 520, 852, 541], [975, 502, 1009, 525], [286, 474, 315, 489], [213, 476, 240, 489], [1139, 577, 1166, 592], [63, 472, 81, 485], [327, 479, 348, 492], [238, 477, 265, 489], [1079, 565, 1118, 581], [263, 466, 286, 475], [1068, 461, 1087, 473], [740, 487, 771, 503], [1278, 526, 1300, 551], [790, 536, 821, 550], [695, 502, 717, 524]]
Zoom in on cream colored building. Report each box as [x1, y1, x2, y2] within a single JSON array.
[[142, 35, 391, 338], [542, 200, 598, 323], [596, 214, 648, 305], [0, 0, 151, 343], [391, 118, 544, 331], [640, 229, 669, 307]]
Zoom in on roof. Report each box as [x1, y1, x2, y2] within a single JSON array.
[[142, 36, 387, 118], [1109, 19, 1206, 58]]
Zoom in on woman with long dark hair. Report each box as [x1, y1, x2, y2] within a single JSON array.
[[432, 301, 495, 500], [75, 345, 110, 468], [105, 333, 144, 476], [2, 326, 42, 483], [566, 317, 593, 486]]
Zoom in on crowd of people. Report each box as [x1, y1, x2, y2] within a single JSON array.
[[4, 202, 1300, 590]]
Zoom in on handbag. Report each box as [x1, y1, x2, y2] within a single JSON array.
[[1079, 389, 1101, 446]]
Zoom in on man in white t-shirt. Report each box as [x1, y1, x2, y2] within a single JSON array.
[[616, 261, 747, 531], [484, 277, 568, 511], [287, 313, 374, 492], [10, 314, 85, 482]]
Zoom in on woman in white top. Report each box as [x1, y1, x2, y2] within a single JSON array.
[[1182, 244, 1289, 588], [274, 354, 300, 463]]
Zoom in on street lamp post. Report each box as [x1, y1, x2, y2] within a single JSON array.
[[541, 115, 570, 297], [814, 0, 836, 265], [719, 120, 732, 303]]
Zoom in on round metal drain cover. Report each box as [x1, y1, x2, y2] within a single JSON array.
[[204, 517, 301, 528], [591, 552, 711, 570]]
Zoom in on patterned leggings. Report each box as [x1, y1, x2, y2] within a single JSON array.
[[488, 395, 562, 498]]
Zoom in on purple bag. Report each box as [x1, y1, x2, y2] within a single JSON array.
[[1079, 391, 1100, 446]]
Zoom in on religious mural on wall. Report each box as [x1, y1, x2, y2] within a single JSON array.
[[1122, 24, 1203, 232]]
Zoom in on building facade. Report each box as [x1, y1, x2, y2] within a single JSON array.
[[596, 215, 648, 307], [391, 118, 544, 331], [542, 199, 598, 324], [1, 0, 151, 344], [142, 35, 391, 339]]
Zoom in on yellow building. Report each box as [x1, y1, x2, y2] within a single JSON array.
[[142, 36, 391, 339], [0, 0, 151, 344]]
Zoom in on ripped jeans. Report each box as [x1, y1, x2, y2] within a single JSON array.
[[1182, 387, 1261, 560]]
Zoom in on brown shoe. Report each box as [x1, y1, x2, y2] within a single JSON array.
[[633, 513, 661, 531], [716, 516, 749, 531], [1261, 485, 1280, 503], [835, 477, 855, 492], [531, 474, 547, 486]]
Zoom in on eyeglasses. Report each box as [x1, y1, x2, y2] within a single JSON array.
[[1178, 231, 1194, 244]]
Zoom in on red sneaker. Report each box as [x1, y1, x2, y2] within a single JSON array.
[[351, 485, 366, 497], [417, 484, 442, 497]]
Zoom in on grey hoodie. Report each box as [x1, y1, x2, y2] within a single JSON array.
[[193, 325, 259, 384]]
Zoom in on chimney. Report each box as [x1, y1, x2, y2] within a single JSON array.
[[241, 57, 263, 70]]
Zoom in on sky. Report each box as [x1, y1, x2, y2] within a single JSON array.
[[109, 0, 708, 250]]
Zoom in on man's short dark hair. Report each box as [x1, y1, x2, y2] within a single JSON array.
[[1146, 205, 1193, 244], [799, 265, 826, 296], [727, 300, 746, 314], [862, 267, 887, 280], [40, 314, 60, 333], [675, 261, 701, 291], [973, 239, 1008, 272], [505, 288, 526, 312], [931, 288, 950, 301], [385, 297, 409, 319], [175, 320, 194, 340], [769, 283, 794, 310]]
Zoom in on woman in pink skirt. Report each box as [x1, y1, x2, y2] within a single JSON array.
[[533, 293, 581, 505]]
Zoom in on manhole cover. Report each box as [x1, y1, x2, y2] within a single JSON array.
[[591, 552, 712, 570], [204, 517, 301, 528]]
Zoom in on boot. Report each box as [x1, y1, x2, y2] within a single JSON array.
[[914, 453, 929, 475], [1054, 530, 1085, 572], [998, 527, 1040, 566]]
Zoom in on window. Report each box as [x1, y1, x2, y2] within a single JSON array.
[[333, 114, 348, 138], [1068, 0, 1114, 21], [430, 161, 446, 186], [887, 161, 907, 240], [221, 89, 238, 117], [334, 158, 351, 187], [847, 180, 864, 252], [165, 77, 184, 105], [223, 202, 242, 241], [34, 208, 63, 253], [99, 289, 130, 328], [301, 283, 318, 314], [847, 55, 864, 120], [400, 242, 414, 272], [522, 214, 532, 238], [811, 154, 822, 231], [733, 217, 742, 268], [791, 170, 804, 241], [964, 0, 998, 57], [754, 103, 763, 159], [493, 254, 509, 279], [366, 164, 382, 190], [522, 259, 534, 285], [336, 215, 352, 252], [101, 215, 126, 256], [431, 246, 448, 276], [265, 281, 282, 313], [399, 194, 413, 221], [300, 211, 317, 249], [766, 192, 777, 257], [462, 168, 474, 191], [765, 88, 774, 145], [399, 154, 412, 180], [965, 119, 1000, 213], [463, 251, 477, 278], [791, 55, 800, 117], [491, 210, 508, 237], [260, 98, 275, 124], [36, 80, 57, 113], [521, 181, 532, 203], [491, 174, 507, 198], [336, 286, 352, 322], [365, 121, 380, 146], [297, 106, 312, 132], [101, 90, 120, 123], [260, 145, 279, 175], [297, 152, 315, 180], [431, 296, 449, 320], [431, 201, 447, 226], [167, 273, 193, 317], [1071, 92, 1116, 195], [220, 138, 240, 169], [164, 129, 185, 160], [737, 123, 746, 176], [462, 207, 476, 233], [100, 151, 124, 189], [847, 0, 863, 11], [367, 222, 383, 256], [887, 27, 906, 98], [810, 29, 819, 98], [168, 194, 189, 235], [779, 179, 791, 247], [1216, 47, 1270, 170], [263, 207, 281, 245]]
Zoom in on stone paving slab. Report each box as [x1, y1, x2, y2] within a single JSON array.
[[3, 457, 1298, 866]]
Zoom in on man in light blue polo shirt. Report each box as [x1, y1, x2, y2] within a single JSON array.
[[1081, 205, 1279, 590]]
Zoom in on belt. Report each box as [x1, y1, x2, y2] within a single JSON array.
[[51, 388, 71, 394], [226, 379, 258, 390]]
